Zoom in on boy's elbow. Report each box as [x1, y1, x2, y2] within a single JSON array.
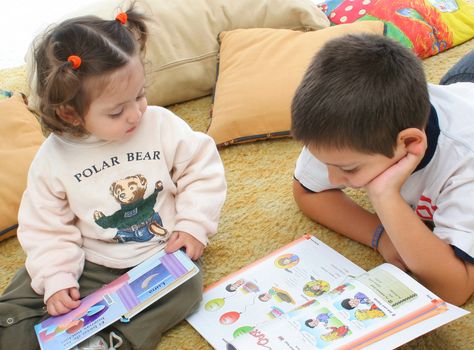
[[439, 262, 474, 306], [292, 179, 317, 216], [292, 179, 333, 221], [445, 288, 473, 306], [455, 264, 474, 306]]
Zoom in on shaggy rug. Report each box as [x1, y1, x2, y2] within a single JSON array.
[[1, 38, 473, 350]]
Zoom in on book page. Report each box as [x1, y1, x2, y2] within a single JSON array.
[[187, 235, 365, 349], [34, 249, 197, 350], [228, 263, 466, 350]]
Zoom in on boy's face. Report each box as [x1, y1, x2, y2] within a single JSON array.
[[308, 144, 407, 189]]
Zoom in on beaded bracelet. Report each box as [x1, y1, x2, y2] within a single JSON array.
[[371, 224, 385, 251]]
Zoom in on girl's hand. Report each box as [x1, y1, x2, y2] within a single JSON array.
[[165, 231, 204, 260], [46, 287, 81, 316]]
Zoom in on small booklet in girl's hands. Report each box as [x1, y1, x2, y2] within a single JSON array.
[[34, 249, 198, 350], [186, 235, 469, 350]]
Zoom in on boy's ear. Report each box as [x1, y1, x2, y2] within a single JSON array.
[[56, 105, 82, 126], [397, 128, 427, 156]]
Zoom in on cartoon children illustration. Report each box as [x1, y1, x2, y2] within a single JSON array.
[[275, 254, 300, 269], [258, 286, 295, 304], [304, 311, 332, 328], [303, 279, 330, 297], [329, 282, 352, 296], [225, 279, 260, 294], [225, 279, 246, 292], [340, 292, 371, 310], [320, 325, 350, 342], [354, 304, 386, 321]]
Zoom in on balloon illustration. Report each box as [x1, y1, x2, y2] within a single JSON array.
[[205, 297, 225, 311], [233, 326, 254, 338], [219, 311, 240, 325]]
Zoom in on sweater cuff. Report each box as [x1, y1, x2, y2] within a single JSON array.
[[174, 222, 211, 246], [43, 272, 79, 303]]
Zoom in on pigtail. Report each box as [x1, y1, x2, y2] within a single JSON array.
[[34, 32, 87, 136], [124, 7, 149, 55], [113, 3, 149, 56]]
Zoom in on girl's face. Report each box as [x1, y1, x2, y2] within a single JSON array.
[[82, 55, 147, 141]]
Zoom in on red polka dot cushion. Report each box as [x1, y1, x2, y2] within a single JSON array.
[[316, 0, 474, 58]]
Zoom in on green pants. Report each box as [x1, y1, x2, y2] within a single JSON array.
[[0, 259, 203, 350]]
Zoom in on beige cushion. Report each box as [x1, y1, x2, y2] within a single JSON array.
[[207, 21, 386, 146], [27, 0, 329, 109], [0, 93, 44, 241]]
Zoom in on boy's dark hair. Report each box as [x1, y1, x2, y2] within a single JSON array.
[[33, 2, 149, 136], [291, 33, 430, 157]]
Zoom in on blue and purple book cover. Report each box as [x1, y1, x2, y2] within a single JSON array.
[[34, 249, 198, 350]]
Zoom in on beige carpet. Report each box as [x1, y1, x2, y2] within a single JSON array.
[[1, 38, 473, 350]]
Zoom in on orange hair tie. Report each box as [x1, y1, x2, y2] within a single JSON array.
[[67, 55, 82, 69], [115, 12, 128, 25]]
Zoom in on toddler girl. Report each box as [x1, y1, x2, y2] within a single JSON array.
[[0, 4, 226, 350]]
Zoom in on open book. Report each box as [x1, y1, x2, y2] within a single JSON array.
[[186, 235, 468, 349], [34, 249, 198, 350]]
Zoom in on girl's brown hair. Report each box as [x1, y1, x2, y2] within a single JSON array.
[[33, 3, 149, 136]]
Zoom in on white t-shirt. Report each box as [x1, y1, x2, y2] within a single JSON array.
[[294, 83, 474, 262]]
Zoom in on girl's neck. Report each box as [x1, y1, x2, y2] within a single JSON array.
[[57, 132, 111, 146]]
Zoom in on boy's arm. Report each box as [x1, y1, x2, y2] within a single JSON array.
[[293, 180, 407, 270], [293, 180, 382, 247], [366, 145, 474, 305], [371, 192, 474, 305]]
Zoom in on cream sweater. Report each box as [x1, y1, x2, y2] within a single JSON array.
[[17, 106, 227, 302]]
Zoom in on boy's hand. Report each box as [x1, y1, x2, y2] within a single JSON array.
[[365, 129, 426, 203], [165, 231, 204, 260], [46, 287, 81, 316], [366, 150, 423, 203]]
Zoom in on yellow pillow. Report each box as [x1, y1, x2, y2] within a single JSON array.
[[207, 21, 386, 146], [0, 93, 44, 241]]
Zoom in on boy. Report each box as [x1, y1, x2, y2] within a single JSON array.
[[291, 33, 474, 305]]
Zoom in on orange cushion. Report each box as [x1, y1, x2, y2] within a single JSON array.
[[0, 93, 44, 241], [207, 21, 386, 146]]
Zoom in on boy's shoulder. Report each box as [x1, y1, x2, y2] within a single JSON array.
[[428, 83, 474, 123], [428, 83, 474, 143]]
